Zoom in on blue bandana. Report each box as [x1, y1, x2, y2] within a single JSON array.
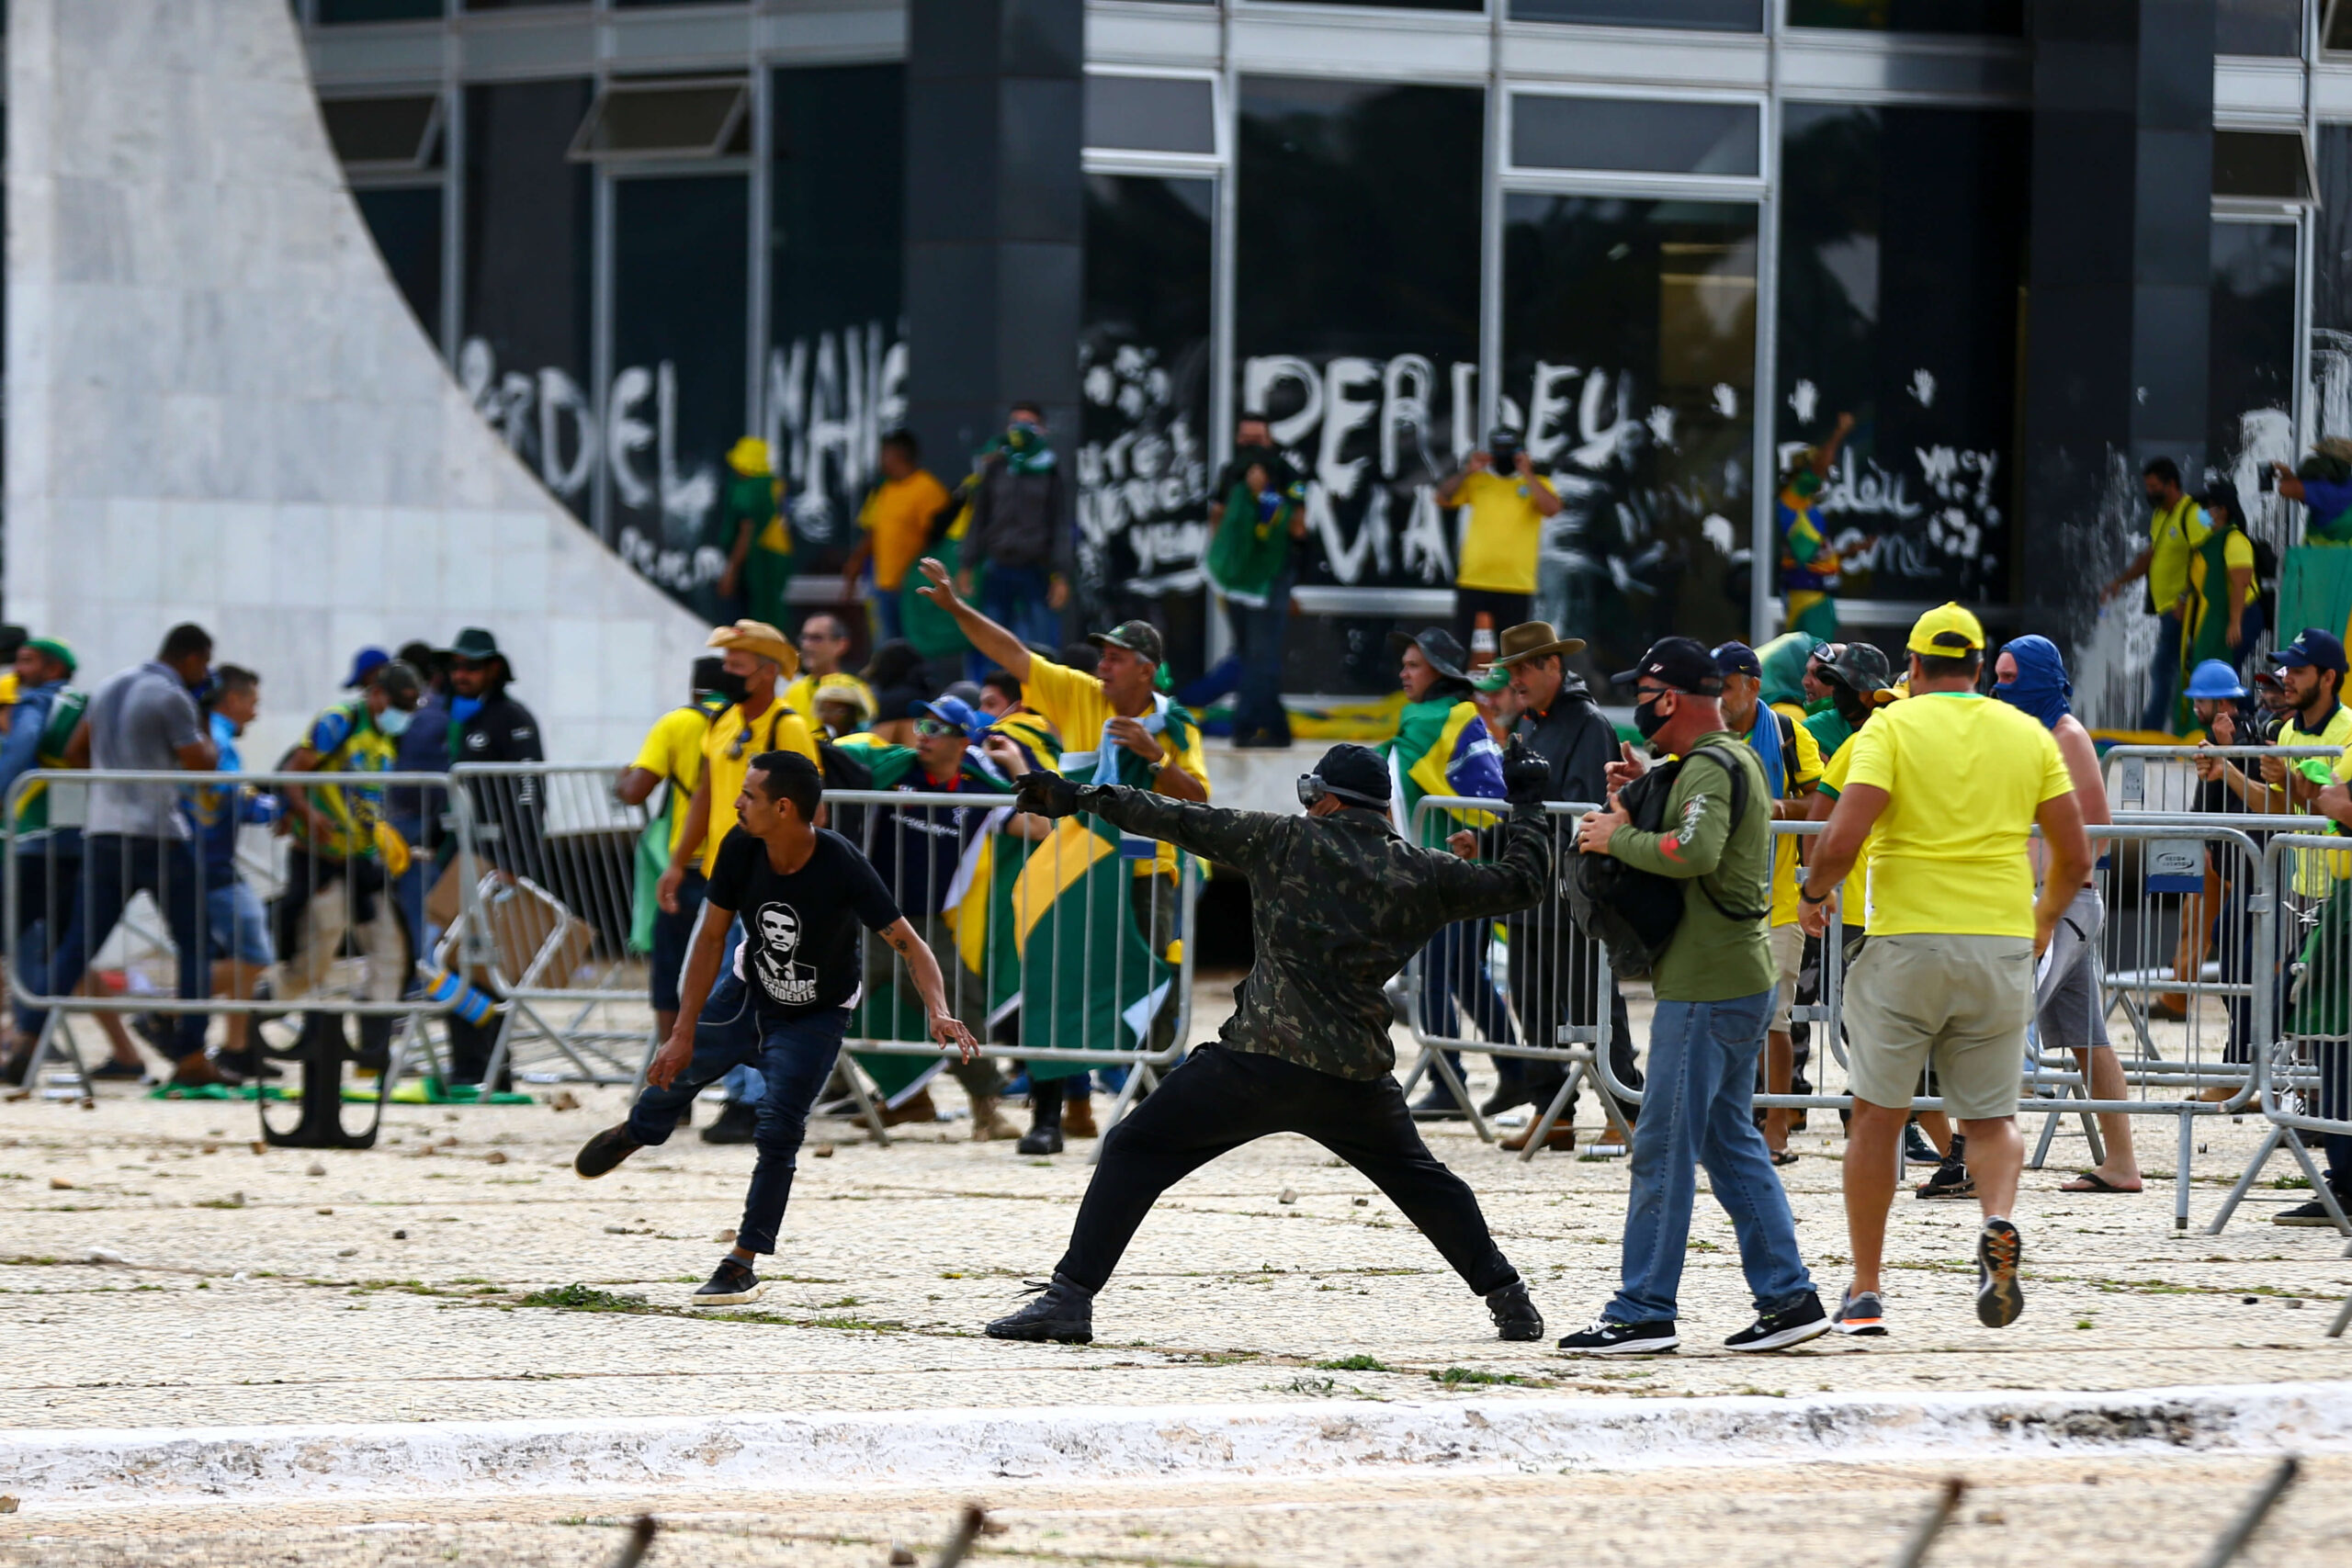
[[1993, 635, 2071, 729]]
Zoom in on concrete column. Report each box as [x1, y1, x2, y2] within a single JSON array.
[[902, 0, 1085, 473], [2018, 0, 2215, 718]]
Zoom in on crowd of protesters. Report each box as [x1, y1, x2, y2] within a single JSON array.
[[6, 401, 2350, 1351]]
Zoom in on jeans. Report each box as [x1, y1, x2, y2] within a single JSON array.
[[625, 961, 851, 1254], [970, 564, 1059, 680], [873, 585, 906, 644], [1056, 1043, 1520, 1295], [1227, 575, 1293, 741], [386, 813, 431, 985], [1605, 988, 1813, 1325], [205, 880, 275, 967], [21, 834, 209, 1057], [2140, 609, 2184, 733]]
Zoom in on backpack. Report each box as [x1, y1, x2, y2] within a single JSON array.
[[1565, 746, 1764, 980]]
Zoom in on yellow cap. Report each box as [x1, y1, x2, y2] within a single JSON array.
[[1905, 602, 1985, 658], [812, 672, 874, 719], [726, 436, 772, 478]]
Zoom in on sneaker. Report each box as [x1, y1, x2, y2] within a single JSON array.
[[2271, 1196, 2352, 1227], [1915, 1160, 1975, 1201], [1724, 1292, 1830, 1353], [573, 1123, 643, 1179], [693, 1257, 763, 1305], [210, 1050, 281, 1081], [1974, 1219, 2025, 1328], [87, 1058, 147, 1081], [1486, 1279, 1544, 1342], [1832, 1288, 1887, 1337], [1556, 1318, 1678, 1356], [699, 1100, 758, 1145], [984, 1274, 1094, 1343], [1904, 1123, 1944, 1166], [1016, 1124, 1064, 1156], [1409, 1083, 1468, 1121]]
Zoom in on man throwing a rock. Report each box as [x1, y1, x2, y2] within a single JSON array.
[[984, 740, 1557, 1345]]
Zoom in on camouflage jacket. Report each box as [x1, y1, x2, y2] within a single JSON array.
[[1079, 786, 1552, 1079]]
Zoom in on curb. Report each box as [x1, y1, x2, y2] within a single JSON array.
[[5, 1382, 2348, 1509]]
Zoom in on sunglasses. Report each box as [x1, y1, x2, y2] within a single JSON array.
[[727, 726, 753, 761], [914, 717, 963, 739]]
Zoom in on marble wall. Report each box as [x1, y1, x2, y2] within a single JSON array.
[[3, 0, 709, 764]]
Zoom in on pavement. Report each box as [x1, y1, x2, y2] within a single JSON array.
[[2, 977, 2348, 1557]]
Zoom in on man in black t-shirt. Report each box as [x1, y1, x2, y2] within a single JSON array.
[[574, 751, 978, 1305]]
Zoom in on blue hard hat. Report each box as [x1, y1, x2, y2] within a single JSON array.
[[2184, 659, 2247, 702]]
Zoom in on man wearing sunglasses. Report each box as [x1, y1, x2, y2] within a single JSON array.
[[983, 739, 1556, 1347]]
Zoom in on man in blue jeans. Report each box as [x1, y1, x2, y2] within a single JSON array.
[[571, 750, 978, 1304], [957, 402, 1071, 671], [1558, 637, 1825, 1355]]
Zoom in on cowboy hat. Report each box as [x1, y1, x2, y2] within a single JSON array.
[[1488, 620, 1588, 668]]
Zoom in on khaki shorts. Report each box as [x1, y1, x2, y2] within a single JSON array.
[[1770, 921, 1804, 1033], [1842, 933, 2034, 1122]]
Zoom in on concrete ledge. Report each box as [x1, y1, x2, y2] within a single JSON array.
[[6, 1382, 2349, 1509]]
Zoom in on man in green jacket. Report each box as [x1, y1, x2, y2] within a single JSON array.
[[1556, 637, 1825, 1358]]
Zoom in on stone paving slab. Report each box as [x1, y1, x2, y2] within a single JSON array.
[[3, 1048, 2346, 1432], [2, 1455, 2346, 1567]]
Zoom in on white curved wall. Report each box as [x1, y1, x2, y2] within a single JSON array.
[[4, 0, 709, 763]]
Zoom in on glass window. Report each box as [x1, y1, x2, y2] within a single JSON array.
[[459, 1, 586, 10], [460, 79, 596, 519], [1775, 103, 2030, 612], [610, 175, 752, 620], [1511, 95, 1758, 176], [354, 186, 444, 345], [1510, 0, 1763, 29], [2312, 128, 2352, 441], [2214, 130, 2314, 202], [571, 79, 751, 163], [318, 0, 443, 20], [2209, 220, 2300, 504], [1080, 175, 1216, 682], [1504, 197, 1758, 684], [2217, 0, 2307, 55], [1237, 76, 1483, 692], [1787, 0, 2022, 33], [1268, 0, 1482, 9], [322, 95, 442, 170], [1086, 75, 1216, 156], [768, 63, 906, 571]]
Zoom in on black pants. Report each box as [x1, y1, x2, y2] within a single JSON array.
[[1455, 588, 1531, 655], [1054, 1043, 1519, 1296], [1506, 912, 1641, 1122]]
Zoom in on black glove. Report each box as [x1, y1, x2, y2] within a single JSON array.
[[1502, 736, 1551, 810], [1015, 770, 1084, 819]]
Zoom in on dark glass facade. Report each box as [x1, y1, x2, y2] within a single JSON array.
[[2208, 220, 2301, 496], [1511, 0, 1763, 29], [1787, 0, 2023, 31], [1079, 174, 1216, 679], [353, 186, 444, 346], [1506, 197, 1758, 688], [1776, 102, 2030, 605]]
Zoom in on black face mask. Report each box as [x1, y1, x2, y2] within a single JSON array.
[[704, 669, 751, 707], [1832, 684, 1871, 727], [1633, 693, 1670, 742]]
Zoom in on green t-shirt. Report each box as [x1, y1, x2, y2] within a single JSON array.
[[1204, 481, 1298, 604], [1803, 706, 1854, 759], [1601, 730, 1777, 1002]]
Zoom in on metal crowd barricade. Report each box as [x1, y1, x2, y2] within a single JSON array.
[[439, 767, 1195, 1149], [4, 768, 479, 1147], [2206, 830, 2352, 1247], [1400, 796, 1632, 1161]]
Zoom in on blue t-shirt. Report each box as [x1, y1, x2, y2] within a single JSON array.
[[191, 712, 245, 881]]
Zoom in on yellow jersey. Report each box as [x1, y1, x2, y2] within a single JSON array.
[[1021, 656, 1209, 880], [695, 698, 821, 877], [1452, 469, 1556, 595], [630, 704, 718, 858]]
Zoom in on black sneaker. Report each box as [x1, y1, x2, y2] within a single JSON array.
[[573, 1123, 643, 1179], [2272, 1195, 2352, 1227], [700, 1100, 758, 1145], [87, 1059, 147, 1081], [1832, 1288, 1887, 1337], [1974, 1219, 2024, 1328], [210, 1050, 281, 1081], [1016, 1124, 1065, 1156], [1556, 1318, 1678, 1356], [1724, 1291, 1830, 1353], [1409, 1083, 1468, 1121], [1904, 1123, 1944, 1166], [693, 1257, 763, 1305], [1486, 1279, 1544, 1342], [1915, 1160, 1975, 1201], [985, 1274, 1094, 1343], [1478, 1083, 1534, 1118]]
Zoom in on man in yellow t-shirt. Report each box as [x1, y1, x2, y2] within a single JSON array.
[[2101, 457, 2210, 733], [1436, 425, 1561, 651], [842, 430, 953, 645], [619, 656, 729, 1048], [1799, 604, 2091, 1339]]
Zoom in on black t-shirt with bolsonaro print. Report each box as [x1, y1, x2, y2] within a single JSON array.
[[707, 827, 903, 1020]]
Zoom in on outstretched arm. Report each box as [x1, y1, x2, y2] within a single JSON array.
[[877, 917, 979, 1063], [1017, 773, 1277, 867], [915, 557, 1033, 681]]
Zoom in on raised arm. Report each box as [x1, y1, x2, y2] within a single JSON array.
[[916, 557, 1033, 681]]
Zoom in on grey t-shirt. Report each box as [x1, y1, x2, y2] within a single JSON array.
[[85, 662, 205, 840]]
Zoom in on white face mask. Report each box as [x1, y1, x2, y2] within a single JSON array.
[[377, 705, 415, 739]]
